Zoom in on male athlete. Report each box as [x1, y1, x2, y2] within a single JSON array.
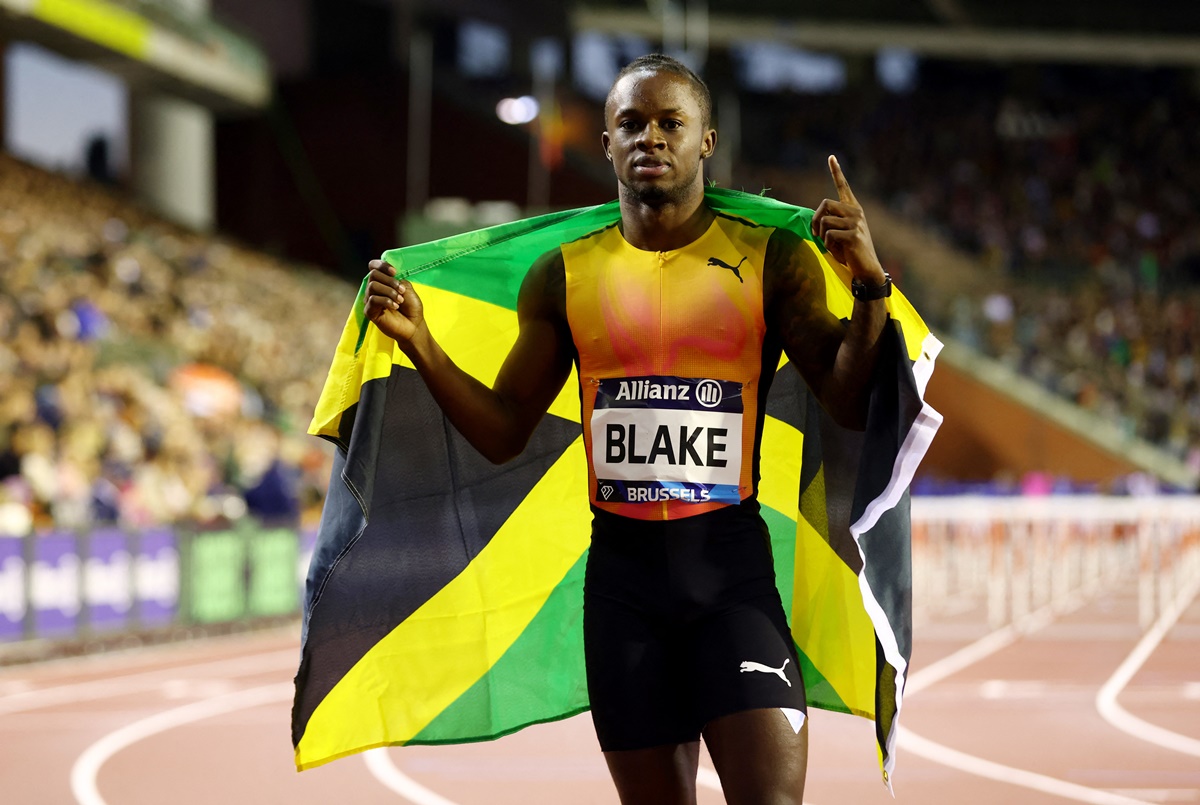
[[363, 54, 891, 805]]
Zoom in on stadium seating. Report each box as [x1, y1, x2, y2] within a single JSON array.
[[0, 153, 341, 535], [738, 64, 1200, 472]]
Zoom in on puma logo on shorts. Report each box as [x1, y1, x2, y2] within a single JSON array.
[[739, 658, 791, 687]]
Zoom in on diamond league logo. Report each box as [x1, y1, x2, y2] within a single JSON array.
[[695, 379, 723, 408], [600, 484, 615, 500]]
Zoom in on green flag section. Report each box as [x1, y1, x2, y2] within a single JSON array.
[[293, 187, 943, 787]]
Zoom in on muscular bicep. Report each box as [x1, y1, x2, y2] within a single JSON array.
[[764, 228, 847, 401], [492, 250, 575, 438]]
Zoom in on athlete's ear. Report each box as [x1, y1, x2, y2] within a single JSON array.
[[601, 130, 612, 161], [700, 129, 717, 159]]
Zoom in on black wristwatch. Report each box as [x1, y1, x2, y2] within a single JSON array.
[[851, 272, 892, 301]]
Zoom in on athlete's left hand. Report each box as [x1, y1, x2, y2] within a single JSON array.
[[811, 156, 887, 285]]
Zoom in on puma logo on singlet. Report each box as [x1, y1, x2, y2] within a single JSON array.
[[707, 256, 747, 283], [739, 658, 791, 686]]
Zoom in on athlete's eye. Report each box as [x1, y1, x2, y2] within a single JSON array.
[[619, 120, 640, 132], [662, 119, 683, 130]]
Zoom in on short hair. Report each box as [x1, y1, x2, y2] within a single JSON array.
[[606, 54, 713, 129]]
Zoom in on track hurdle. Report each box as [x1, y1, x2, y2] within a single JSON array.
[[910, 496, 1200, 631]]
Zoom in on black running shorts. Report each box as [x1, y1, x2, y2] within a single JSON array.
[[583, 502, 807, 752]]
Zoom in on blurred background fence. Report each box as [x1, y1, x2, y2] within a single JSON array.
[[4, 498, 1198, 659], [912, 496, 1200, 631], [0, 520, 314, 658]]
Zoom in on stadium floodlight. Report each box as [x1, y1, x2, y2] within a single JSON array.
[[496, 96, 540, 125]]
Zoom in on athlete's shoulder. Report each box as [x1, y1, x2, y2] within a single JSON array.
[[712, 209, 766, 231], [763, 226, 827, 312], [561, 220, 622, 254], [765, 226, 823, 273], [530, 245, 565, 274], [518, 247, 567, 321], [706, 208, 777, 253], [765, 225, 810, 257]]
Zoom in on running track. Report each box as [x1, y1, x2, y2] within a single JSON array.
[[1, 571, 1197, 804]]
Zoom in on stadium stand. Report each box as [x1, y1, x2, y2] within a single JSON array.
[[0, 152, 340, 536], [739, 62, 1200, 474]]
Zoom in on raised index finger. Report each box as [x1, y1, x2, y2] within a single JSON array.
[[828, 155, 856, 204]]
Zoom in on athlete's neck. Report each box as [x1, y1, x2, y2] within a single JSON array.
[[617, 189, 714, 252]]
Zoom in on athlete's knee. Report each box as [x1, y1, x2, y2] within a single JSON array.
[[720, 766, 806, 805], [751, 795, 799, 805]]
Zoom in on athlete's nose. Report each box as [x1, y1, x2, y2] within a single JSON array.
[[636, 123, 667, 151]]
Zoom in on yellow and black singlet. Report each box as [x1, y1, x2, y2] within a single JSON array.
[[563, 213, 780, 521]]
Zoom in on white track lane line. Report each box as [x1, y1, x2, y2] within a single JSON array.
[[906, 602, 1061, 696], [1096, 571, 1200, 758], [899, 593, 1159, 805], [70, 682, 293, 805], [366, 741, 819, 805], [899, 730, 1155, 805], [365, 742, 714, 805], [0, 648, 297, 715], [364, 748, 464, 805]]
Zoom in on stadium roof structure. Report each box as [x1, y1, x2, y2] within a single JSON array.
[[571, 0, 1200, 67], [0, 0, 270, 110]]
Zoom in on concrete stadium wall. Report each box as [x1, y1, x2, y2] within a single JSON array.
[[921, 358, 1139, 483]]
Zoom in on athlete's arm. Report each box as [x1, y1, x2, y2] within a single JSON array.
[[765, 156, 889, 431], [364, 250, 574, 463]]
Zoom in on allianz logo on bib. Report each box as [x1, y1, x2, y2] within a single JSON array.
[[696, 379, 722, 408], [613, 378, 724, 408], [615, 379, 690, 402], [596, 375, 742, 414]]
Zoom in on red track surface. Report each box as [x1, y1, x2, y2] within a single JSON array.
[[1, 573, 1197, 805]]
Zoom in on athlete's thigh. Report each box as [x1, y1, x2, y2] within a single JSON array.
[[703, 708, 808, 805], [604, 741, 701, 805], [584, 523, 700, 752], [583, 589, 698, 750], [688, 592, 806, 728]]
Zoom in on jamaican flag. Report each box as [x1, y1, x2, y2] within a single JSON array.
[[291, 187, 943, 786]]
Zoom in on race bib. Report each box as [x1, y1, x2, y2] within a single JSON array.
[[590, 375, 743, 505]]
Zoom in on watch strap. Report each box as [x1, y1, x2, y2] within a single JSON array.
[[851, 272, 892, 301]]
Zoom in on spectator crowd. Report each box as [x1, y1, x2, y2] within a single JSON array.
[[743, 62, 1200, 473], [0, 153, 347, 536]]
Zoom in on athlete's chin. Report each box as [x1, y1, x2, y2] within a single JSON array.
[[620, 178, 685, 206]]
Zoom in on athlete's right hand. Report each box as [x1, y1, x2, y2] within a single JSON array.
[[365, 260, 425, 347]]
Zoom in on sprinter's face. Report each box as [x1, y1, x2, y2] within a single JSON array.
[[603, 70, 715, 205]]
